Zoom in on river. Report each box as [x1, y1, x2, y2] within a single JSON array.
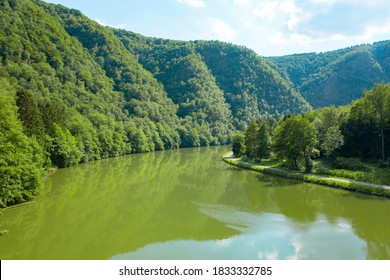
[[0, 146, 389, 259]]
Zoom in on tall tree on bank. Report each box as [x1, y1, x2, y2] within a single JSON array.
[[273, 116, 318, 170], [364, 83, 390, 162], [244, 120, 259, 158], [321, 126, 344, 157], [232, 132, 245, 157], [256, 122, 271, 162]]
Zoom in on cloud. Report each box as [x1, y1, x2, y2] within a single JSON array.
[[357, 22, 390, 41], [253, 1, 280, 20], [216, 238, 234, 247], [177, 0, 206, 8], [280, 0, 303, 32], [308, 0, 337, 4], [257, 250, 279, 260], [234, 0, 252, 7], [252, 0, 303, 31], [95, 18, 128, 29], [209, 18, 238, 41]]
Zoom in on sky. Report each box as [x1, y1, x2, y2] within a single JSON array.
[[44, 0, 390, 56]]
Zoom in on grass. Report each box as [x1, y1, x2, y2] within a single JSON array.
[[222, 153, 390, 198], [314, 157, 390, 186]]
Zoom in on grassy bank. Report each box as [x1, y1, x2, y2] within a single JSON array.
[[222, 153, 390, 198], [314, 157, 390, 185]]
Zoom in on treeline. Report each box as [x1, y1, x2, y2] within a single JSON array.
[[233, 83, 390, 171]]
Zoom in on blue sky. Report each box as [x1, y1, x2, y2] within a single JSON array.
[[44, 0, 390, 56]]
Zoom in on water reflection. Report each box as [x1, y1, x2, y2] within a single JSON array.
[[0, 146, 389, 259], [112, 205, 366, 260]]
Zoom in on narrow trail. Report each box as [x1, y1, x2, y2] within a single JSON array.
[[224, 152, 390, 191]]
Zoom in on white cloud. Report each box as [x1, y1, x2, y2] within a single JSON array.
[[308, 0, 337, 4], [177, 0, 206, 8], [252, 0, 303, 31], [95, 18, 128, 29], [270, 32, 288, 45], [253, 1, 280, 20], [280, 0, 303, 32], [257, 250, 279, 260], [209, 18, 238, 41], [358, 22, 390, 41], [234, 0, 252, 7], [216, 238, 234, 247]]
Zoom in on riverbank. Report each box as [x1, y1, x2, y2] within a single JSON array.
[[222, 152, 390, 198]]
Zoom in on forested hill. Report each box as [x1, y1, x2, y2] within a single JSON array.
[[268, 41, 390, 108], [0, 0, 389, 207], [0, 0, 308, 206], [113, 32, 311, 129]]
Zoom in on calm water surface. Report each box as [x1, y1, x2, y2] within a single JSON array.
[[0, 146, 389, 259]]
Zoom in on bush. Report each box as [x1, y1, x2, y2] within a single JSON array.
[[332, 157, 371, 171]]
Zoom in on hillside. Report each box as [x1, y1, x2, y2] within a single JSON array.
[[268, 42, 390, 108], [114, 32, 311, 129], [1, 0, 390, 207]]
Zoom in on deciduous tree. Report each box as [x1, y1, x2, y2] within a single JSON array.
[[273, 116, 318, 170]]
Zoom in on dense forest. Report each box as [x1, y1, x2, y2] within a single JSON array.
[[1, 0, 390, 207], [234, 83, 390, 185], [268, 41, 390, 108]]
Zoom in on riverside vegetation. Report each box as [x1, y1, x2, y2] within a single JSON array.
[[1, 0, 390, 208], [230, 83, 390, 196]]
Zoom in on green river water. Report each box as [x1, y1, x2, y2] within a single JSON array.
[[0, 146, 389, 260]]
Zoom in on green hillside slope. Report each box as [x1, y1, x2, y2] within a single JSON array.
[[115, 32, 312, 130], [268, 43, 390, 108]]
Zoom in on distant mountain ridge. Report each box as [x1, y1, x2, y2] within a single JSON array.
[[267, 41, 390, 108]]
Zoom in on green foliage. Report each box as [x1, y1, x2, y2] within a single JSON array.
[[315, 157, 390, 185], [232, 132, 245, 157], [3, 0, 390, 207], [331, 157, 371, 171], [363, 83, 390, 161], [242, 119, 271, 161], [273, 116, 318, 170], [194, 41, 311, 121], [341, 83, 390, 160], [257, 122, 271, 161], [268, 44, 390, 108], [15, 89, 45, 138], [244, 120, 259, 158], [223, 155, 390, 198], [0, 78, 44, 207], [115, 34, 311, 129], [49, 123, 82, 168], [321, 126, 345, 157]]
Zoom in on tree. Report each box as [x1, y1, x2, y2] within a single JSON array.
[[16, 90, 45, 138], [0, 79, 44, 207], [50, 123, 82, 168], [273, 116, 318, 170], [244, 120, 259, 158], [364, 83, 390, 161], [256, 122, 271, 161], [232, 132, 245, 157], [321, 126, 344, 157]]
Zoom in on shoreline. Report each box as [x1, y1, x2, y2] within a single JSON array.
[[222, 152, 390, 198]]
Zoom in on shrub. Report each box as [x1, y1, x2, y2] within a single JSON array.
[[332, 157, 371, 171]]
